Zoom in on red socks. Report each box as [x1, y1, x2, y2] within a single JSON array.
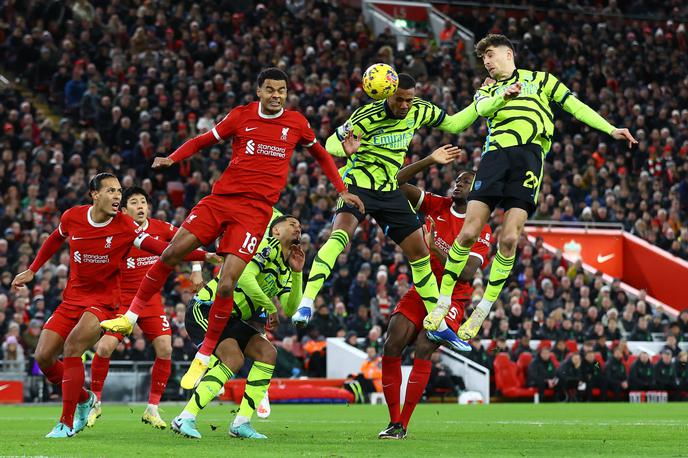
[[381, 355, 402, 424], [61, 357, 86, 428], [400, 359, 432, 429], [42, 360, 64, 385], [198, 294, 234, 357], [90, 354, 110, 401], [148, 358, 171, 405], [130, 261, 173, 315]]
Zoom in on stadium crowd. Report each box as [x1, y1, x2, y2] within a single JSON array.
[[0, 0, 687, 399]]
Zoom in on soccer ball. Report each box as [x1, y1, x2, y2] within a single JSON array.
[[362, 63, 398, 100]]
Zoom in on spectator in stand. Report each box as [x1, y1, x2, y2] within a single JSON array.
[[467, 337, 490, 369], [631, 317, 654, 342], [556, 353, 585, 402], [629, 352, 655, 391], [511, 335, 532, 361], [527, 347, 558, 400], [654, 349, 678, 399], [426, 351, 463, 397], [552, 339, 569, 363], [581, 351, 603, 402], [662, 335, 680, 357], [274, 336, 304, 379], [310, 303, 341, 338], [1, 335, 25, 372], [603, 347, 628, 401], [675, 351, 688, 398], [347, 305, 372, 338], [360, 347, 382, 393]]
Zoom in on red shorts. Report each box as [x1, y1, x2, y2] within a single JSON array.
[[182, 194, 273, 262], [106, 298, 171, 342], [44, 302, 116, 340], [392, 287, 467, 333]]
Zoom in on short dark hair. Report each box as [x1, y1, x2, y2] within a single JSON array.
[[88, 172, 118, 194], [257, 67, 289, 87], [475, 34, 515, 58], [397, 73, 416, 90], [270, 214, 298, 234], [121, 186, 150, 209]]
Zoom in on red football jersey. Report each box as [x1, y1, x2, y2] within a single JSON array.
[[417, 192, 493, 300], [119, 217, 177, 311], [57, 205, 142, 309], [209, 102, 316, 203]]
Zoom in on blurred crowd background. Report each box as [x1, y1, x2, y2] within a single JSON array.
[[0, 0, 687, 399]]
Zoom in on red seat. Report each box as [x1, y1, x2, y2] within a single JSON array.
[[494, 354, 537, 398], [624, 355, 637, 374], [594, 352, 606, 370], [565, 340, 579, 353], [516, 352, 533, 380], [651, 354, 661, 364], [536, 340, 552, 351]]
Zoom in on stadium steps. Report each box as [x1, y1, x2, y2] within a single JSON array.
[[0, 68, 62, 128]]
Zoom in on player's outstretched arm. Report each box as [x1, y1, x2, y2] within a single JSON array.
[[162, 112, 236, 165], [561, 96, 638, 148], [438, 103, 480, 134], [398, 144, 461, 206], [474, 82, 521, 117], [12, 229, 66, 291], [307, 141, 365, 213]]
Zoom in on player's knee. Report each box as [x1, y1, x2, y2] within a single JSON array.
[[160, 245, 183, 265], [257, 345, 277, 365], [458, 227, 479, 246], [154, 341, 172, 360], [499, 231, 519, 253], [414, 342, 437, 360], [96, 339, 117, 357], [383, 338, 403, 358], [217, 278, 236, 298], [35, 350, 55, 370]]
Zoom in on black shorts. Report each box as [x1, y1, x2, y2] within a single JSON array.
[[185, 299, 263, 353], [468, 144, 544, 215], [336, 185, 422, 244]]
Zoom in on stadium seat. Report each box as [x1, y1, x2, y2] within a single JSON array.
[[494, 354, 538, 399], [565, 340, 579, 354], [516, 352, 533, 379], [624, 355, 637, 374], [651, 354, 661, 364]]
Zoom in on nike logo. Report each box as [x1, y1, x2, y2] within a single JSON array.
[[0, 384, 9, 391], [382, 384, 393, 388], [213, 315, 229, 320], [408, 381, 419, 384], [245, 127, 258, 131], [238, 248, 252, 255], [596, 253, 615, 263], [437, 216, 446, 221], [71, 236, 85, 240]]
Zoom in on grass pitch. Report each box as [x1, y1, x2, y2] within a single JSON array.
[[0, 402, 685, 457]]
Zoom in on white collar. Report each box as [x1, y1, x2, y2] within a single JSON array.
[[258, 103, 284, 119], [450, 206, 466, 218], [135, 219, 149, 231], [88, 206, 113, 227]]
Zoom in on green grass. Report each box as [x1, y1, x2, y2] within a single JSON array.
[[0, 402, 686, 457]]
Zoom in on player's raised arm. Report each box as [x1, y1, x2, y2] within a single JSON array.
[[437, 102, 480, 133], [11, 228, 67, 291], [545, 75, 637, 148], [158, 110, 239, 167], [398, 144, 462, 206], [279, 243, 305, 318]]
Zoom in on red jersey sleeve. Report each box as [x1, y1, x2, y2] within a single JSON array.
[[57, 208, 73, 237], [299, 117, 317, 147], [417, 191, 447, 215], [168, 108, 241, 162], [469, 224, 493, 266]]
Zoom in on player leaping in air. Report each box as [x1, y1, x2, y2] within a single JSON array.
[[379, 145, 493, 439], [292, 73, 479, 352], [437, 34, 637, 340], [88, 186, 202, 429], [101, 67, 364, 389], [10, 173, 217, 438]]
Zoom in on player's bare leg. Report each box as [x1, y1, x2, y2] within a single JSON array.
[[173, 339, 244, 439], [141, 334, 172, 429], [47, 312, 102, 437], [230, 334, 276, 439], [101, 227, 202, 334], [398, 332, 439, 433], [438, 200, 492, 338], [181, 254, 247, 389], [458, 205, 523, 340], [398, 229, 447, 330], [87, 333, 120, 427], [379, 313, 417, 439], [294, 212, 358, 325], [35, 329, 66, 387]]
